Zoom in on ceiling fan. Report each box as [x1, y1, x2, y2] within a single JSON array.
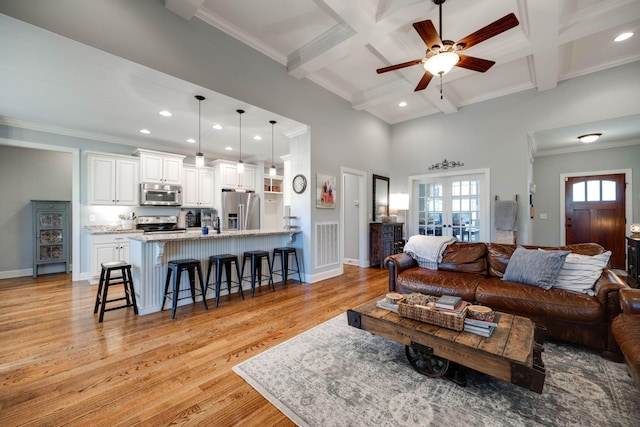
[[376, 0, 519, 93]]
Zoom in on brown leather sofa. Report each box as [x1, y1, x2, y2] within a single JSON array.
[[385, 242, 628, 360], [612, 289, 640, 387]]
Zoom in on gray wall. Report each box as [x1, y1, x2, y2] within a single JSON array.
[[532, 144, 640, 246], [0, 0, 390, 279], [0, 146, 72, 275], [390, 62, 640, 244]]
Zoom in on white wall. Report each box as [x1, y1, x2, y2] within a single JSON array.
[[390, 62, 640, 244]]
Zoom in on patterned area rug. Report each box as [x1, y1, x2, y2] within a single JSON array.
[[233, 313, 639, 427]]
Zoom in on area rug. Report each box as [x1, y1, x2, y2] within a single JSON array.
[[233, 313, 640, 427]]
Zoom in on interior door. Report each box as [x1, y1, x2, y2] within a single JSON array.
[[416, 174, 485, 242], [565, 174, 626, 268]]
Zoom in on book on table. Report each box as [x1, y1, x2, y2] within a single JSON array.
[[435, 300, 470, 317], [435, 295, 462, 310], [464, 323, 496, 337], [464, 313, 501, 328]]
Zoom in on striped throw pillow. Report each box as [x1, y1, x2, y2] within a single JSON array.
[[552, 251, 611, 295]]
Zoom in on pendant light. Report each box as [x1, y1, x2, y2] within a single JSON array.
[[269, 120, 277, 177], [236, 109, 245, 173], [195, 95, 205, 168]]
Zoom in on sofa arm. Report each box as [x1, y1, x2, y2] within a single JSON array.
[[384, 253, 417, 292], [620, 288, 640, 314], [594, 269, 629, 317]]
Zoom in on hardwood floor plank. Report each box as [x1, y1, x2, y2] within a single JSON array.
[[0, 265, 388, 425]]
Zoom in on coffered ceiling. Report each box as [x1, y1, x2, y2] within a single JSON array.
[[182, 0, 640, 124]]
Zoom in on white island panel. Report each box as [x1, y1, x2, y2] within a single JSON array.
[[129, 229, 299, 315]]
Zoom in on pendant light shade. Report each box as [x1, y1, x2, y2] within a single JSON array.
[[195, 95, 205, 168], [236, 109, 245, 173], [269, 120, 277, 177]]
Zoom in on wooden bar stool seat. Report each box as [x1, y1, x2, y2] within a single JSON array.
[[271, 247, 302, 287], [205, 254, 244, 307], [94, 261, 138, 323], [241, 250, 274, 297], [163, 258, 208, 319]]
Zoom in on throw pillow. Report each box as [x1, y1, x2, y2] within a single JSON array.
[[503, 246, 570, 289], [552, 250, 611, 295]]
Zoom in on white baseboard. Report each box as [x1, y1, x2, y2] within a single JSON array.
[[308, 266, 343, 283], [0, 268, 32, 279], [343, 258, 359, 266]]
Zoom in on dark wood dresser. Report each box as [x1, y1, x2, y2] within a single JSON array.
[[369, 222, 403, 268], [627, 236, 639, 288]]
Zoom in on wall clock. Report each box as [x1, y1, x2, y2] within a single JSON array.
[[292, 174, 307, 194]]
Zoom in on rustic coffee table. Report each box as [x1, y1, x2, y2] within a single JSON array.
[[347, 296, 546, 393]]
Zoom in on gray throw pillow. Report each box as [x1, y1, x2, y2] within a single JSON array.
[[503, 246, 570, 289]]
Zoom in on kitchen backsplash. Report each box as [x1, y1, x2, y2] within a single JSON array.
[[85, 205, 180, 226]]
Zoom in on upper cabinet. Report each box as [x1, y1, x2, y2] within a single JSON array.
[[182, 165, 214, 207], [88, 154, 139, 205], [214, 160, 256, 191], [136, 149, 185, 184]]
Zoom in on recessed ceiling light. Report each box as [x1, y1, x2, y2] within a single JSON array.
[[187, 138, 196, 143], [615, 32, 633, 42], [399, 101, 407, 107], [578, 133, 602, 143], [139, 129, 151, 134], [225, 146, 233, 151], [212, 124, 223, 130], [159, 110, 172, 117], [253, 135, 262, 141]]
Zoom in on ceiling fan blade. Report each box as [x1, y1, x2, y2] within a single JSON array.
[[414, 71, 434, 91], [376, 59, 424, 74], [456, 54, 495, 72], [455, 13, 519, 51], [413, 20, 442, 50]]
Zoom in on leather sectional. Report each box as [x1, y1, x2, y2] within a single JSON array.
[[612, 288, 640, 387], [385, 242, 628, 361]]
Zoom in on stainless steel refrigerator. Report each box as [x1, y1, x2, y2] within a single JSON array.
[[221, 190, 260, 231]]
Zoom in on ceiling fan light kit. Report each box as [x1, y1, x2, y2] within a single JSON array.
[[376, 0, 519, 96]]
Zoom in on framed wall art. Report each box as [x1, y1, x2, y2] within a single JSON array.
[[316, 173, 336, 209]]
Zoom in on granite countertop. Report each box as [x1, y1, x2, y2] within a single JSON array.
[[85, 225, 144, 235], [129, 228, 299, 242]]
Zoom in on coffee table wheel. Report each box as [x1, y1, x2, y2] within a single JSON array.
[[405, 344, 449, 378]]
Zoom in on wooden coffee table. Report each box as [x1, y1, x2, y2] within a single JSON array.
[[347, 296, 546, 393]]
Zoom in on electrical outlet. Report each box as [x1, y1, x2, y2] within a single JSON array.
[[539, 213, 548, 219], [89, 215, 96, 222]]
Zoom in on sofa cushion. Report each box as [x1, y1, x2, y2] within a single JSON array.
[[553, 251, 612, 294], [476, 277, 603, 322], [438, 242, 488, 274], [503, 246, 570, 289], [396, 269, 484, 301]]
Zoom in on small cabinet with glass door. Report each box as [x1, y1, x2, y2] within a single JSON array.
[[32, 200, 70, 277]]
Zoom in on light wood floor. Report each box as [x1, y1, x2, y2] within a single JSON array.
[[0, 265, 388, 426]]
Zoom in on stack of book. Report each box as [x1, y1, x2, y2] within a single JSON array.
[[464, 313, 500, 337], [434, 295, 469, 317]]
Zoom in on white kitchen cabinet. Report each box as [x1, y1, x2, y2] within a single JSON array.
[[89, 233, 136, 283], [136, 149, 184, 184], [88, 154, 139, 205], [216, 161, 256, 190], [182, 166, 214, 207]]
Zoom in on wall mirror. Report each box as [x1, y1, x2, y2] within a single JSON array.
[[372, 174, 389, 222]]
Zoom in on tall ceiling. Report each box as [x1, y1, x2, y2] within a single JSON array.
[[185, 0, 640, 124], [0, 0, 639, 164]]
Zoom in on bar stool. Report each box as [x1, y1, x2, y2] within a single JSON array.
[[241, 250, 274, 296], [205, 254, 244, 307], [271, 247, 302, 287], [163, 258, 208, 319], [94, 261, 138, 323]]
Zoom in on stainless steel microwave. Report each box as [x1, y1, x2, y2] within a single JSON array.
[[139, 183, 183, 206]]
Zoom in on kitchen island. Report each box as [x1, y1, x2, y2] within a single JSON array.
[[129, 229, 300, 314]]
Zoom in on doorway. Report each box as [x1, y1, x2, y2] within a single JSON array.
[[564, 173, 627, 268], [341, 168, 367, 268]]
